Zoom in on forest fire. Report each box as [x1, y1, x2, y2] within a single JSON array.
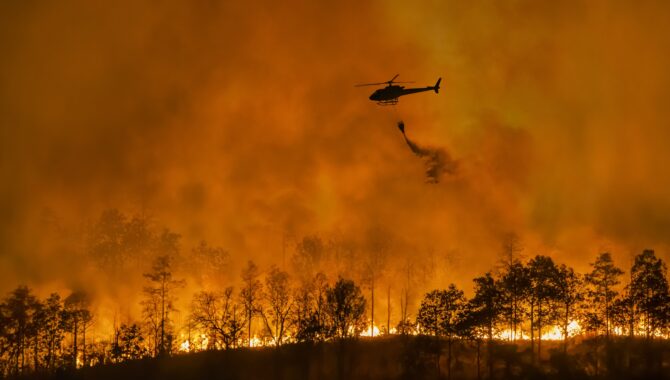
[[3, 1, 670, 379], [359, 324, 381, 337], [2, 223, 669, 378]]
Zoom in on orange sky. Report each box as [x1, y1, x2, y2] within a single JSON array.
[[2, 1, 670, 315]]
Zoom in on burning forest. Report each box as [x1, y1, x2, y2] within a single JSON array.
[[3, 0, 670, 379], [1, 215, 670, 379]]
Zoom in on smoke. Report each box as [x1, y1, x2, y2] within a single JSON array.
[[397, 121, 457, 183], [2, 0, 670, 334]]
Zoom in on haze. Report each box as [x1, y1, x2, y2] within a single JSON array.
[[2, 1, 670, 330]]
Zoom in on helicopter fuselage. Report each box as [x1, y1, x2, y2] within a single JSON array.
[[368, 78, 441, 105]]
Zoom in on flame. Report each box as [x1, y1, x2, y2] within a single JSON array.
[[179, 333, 209, 353], [249, 336, 263, 347], [495, 321, 582, 341], [540, 326, 565, 341], [360, 324, 381, 337]]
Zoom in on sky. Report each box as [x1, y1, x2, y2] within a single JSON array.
[[2, 1, 670, 323]]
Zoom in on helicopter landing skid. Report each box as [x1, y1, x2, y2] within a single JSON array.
[[376, 98, 398, 106]]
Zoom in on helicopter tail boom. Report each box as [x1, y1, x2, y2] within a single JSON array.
[[434, 78, 441, 93]]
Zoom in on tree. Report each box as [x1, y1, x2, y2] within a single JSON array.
[[143, 255, 184, 356], [41, 294, 65, 371], [324, 277, 366, 338], [239, 260, 262, 347], [88, 209, 154, 274], [110, 324, 147, 361], [26, 297, 45, 372], [629, 249, 670, 339], [457, 301, 489, 380], [585, 252, 623, 338], [527, 255, 560, 361], [190, 241, 230, 286], [398, 257, 417, 335], [261, 266, 292, 346], [292, 272, 328, 343], [361, 227, 389, 338], [122, 213, 153, 269], [555, 264, 584, 354], [469, 273, 503, 379], [498, 233, 526, 342], [416, 285, 465, 380], [87, 209, 128, 273], [0, 286, 39, 375], [64, 291, 92, 369], [292, 235, 325, 279], [190, 288, 243, 350]]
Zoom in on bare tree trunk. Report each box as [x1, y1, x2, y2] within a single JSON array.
[[33, 335, 38, 372], [370, 277, 375, 337], [476, 339, 481, 380], [161, 278, 166, 355], [248, 311, 252, 347], [563, 304, 569, 355], [537, 302, 542, 362], [447, 336, 452, 380], [488, 323, 494, 379], [83, 325, 86, 367], [73, 318, 78, 369], [530, 302, 535, 363], [604, 284, 610, 339], [387, 286, 391, 334], [512, 294, 519, 343]]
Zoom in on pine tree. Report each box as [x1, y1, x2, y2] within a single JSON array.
[[585, 253, 623, 338], [629, 249, 670, 339]]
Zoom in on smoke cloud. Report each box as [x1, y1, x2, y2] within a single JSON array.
[[397, 121, 457, 183], [2, 0, 670, 331]]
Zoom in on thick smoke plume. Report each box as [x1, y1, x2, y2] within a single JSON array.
[[2, 1, 670, 336], [397, 121, 457, 183]]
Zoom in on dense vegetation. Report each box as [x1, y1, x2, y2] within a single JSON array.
[[1, 210, 669, 379]]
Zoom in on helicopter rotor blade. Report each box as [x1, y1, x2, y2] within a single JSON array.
[[354, 82, 387, 87], [354, 75, 415, 87]]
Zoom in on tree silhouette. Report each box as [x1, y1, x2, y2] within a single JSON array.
[[555, 264, 584, 354], [469, 273, 503, 379], [416, 285, 465, 380], [64, 291, 92, 368], [260, 266, 293, 346], [190, 287, 244, 350], [499, 261, 529, 343], [527, 255, 561, 361], [292, 272, 328, 342], [324, 277, 366, 338], [498, 233, 526, 342], [41, 294, 65, 371], [0, 286, 39, 374], [361, 227, 390, 338], [629, 249, 670, 339], [111, 324, 147, 361], [239, 260, 262, 347], [143, 255, 184, 356], [457, 301, 489, 380], [585, 252, 623, 338]]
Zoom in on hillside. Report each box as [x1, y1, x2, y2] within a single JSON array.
[[16, 336, 670, 380]]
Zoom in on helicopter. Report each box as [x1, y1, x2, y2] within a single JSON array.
[[355, 74, 441, 105]]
